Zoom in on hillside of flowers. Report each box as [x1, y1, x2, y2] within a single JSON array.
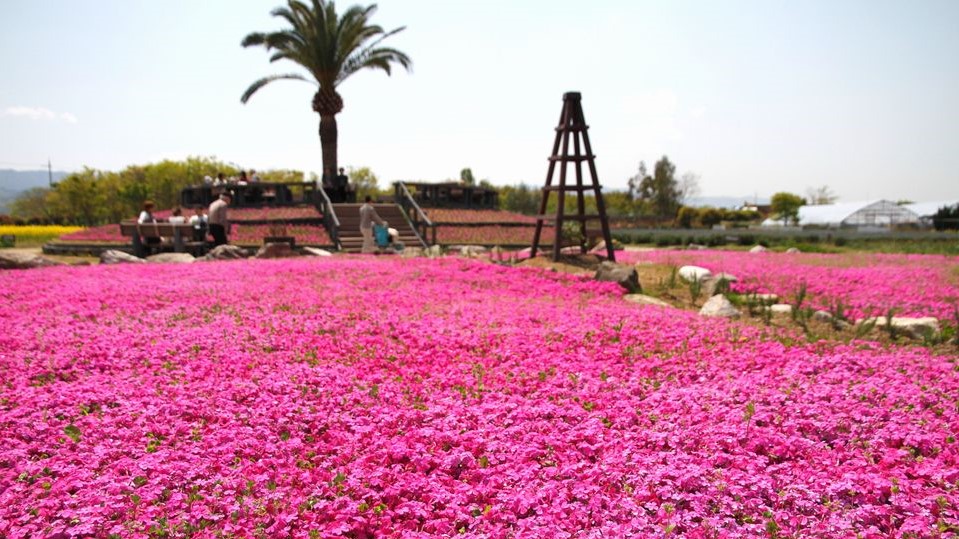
[[619, 249, 959, 321], [435, 225, 555, 246], [1, 257, 957, 538]]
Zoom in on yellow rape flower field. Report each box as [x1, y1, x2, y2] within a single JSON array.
[[0, 225, 84, 247]]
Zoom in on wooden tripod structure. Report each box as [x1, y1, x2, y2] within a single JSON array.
[[531, 92, 615, 262]]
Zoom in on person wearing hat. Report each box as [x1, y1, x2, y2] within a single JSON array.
[[208, 192, 232, 246]]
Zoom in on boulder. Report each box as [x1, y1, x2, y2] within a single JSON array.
[[147, 253, 195, 264], [99, 250, 145, 265], [679, 265, 712, 283], [749, 245, 768, 253], [202, 245, 249, 261], [702, 272, 739, 296], [769, 304, 793, 315], [455, 245, 487, 257], [754, 293, 779, 303], [0, 251, 65, 270], [400, 247, 424, 258], [302, 247, 333, 257], [623, 294, 672, 308], [686, 243, 708, 250], [425, 245, 444, 258], [785, 247, 801, 254], [813, 310, 852, 330], [699, 294, 741, 318], [594, 261, 641, 294], [255, 242, 297, 259], [859, 316, 940, 339]]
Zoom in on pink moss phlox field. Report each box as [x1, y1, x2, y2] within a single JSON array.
[[1, 258, 957, 538], [619, 250, 959, 319]]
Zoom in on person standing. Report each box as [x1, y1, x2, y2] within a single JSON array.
[[208, 192, 232, 246], [359, 195, 385, 254], [336, 167, 349, 203]]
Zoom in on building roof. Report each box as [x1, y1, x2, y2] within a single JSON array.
[[903, 200, 959, 218], [798, 201, 882, 226]]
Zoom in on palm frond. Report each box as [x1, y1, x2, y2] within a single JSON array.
[[240, 73, 314, 104]]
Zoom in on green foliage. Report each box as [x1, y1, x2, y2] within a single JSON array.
[[932, 203, 959, 231], [241, 0, 412, 174], [498, 184, 540, 215], [637, 156, 681, 218], [770, 192, 805, 225], [460, 168, 475, 186], [10, 157, 244, 226], [347, 166, 381, 200]]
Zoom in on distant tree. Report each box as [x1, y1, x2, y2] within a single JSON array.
[[770, 192, 805, 225], [348, 166, 380, 200], [241, 0, 412, 178], [805, 185, 837, 205], [676, 206, 696, 228], [498, 183, 540, 215], [678, 172, 701, 205], [627, 161, 648, 202], [932, 203, 959, 231], [638, 156, 681, 217], [10, 187, 55, 222], [460, 168, 475, 186], [699, 207, 723, 228]]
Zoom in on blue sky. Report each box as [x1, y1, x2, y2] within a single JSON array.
[[1, 0, 956, 202]]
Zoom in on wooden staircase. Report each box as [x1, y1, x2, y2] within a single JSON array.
[[333, 203, 424, 253]]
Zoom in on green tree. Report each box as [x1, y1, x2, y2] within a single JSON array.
[[10, 187, 55, 222], [770, 192, 805, 225], [241, 0, 412, 177], [460, 168, 475, 186], [498, 184, 540, 215], [638, 156, 681, 217], [348, 166, 380, 200]]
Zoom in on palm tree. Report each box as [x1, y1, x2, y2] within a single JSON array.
[[241, 0, 411, 178]]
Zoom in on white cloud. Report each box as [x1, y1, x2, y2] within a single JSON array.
[[3, 106, 78, 123]]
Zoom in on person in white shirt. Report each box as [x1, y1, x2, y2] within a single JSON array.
[[167, 207, 187, 224], [138, 200, 157, 224], [189, 207, 208, 242]]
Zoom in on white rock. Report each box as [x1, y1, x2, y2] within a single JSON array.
[[302, 247, 333, 257], [769, 304, 793, 314], [754, 293, 779, 303], [859, 316, 940, 337], [785, 247, 801, 254], [623, 294, 672, 308], [100, 250, 145, 264], [749, 245, 768, 253], [699, 294, 741, 318], [146, 253, 195, 264], [679, 265, 712, 282]]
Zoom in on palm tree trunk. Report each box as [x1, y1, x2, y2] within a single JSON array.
[[319, 114, 338, 177]]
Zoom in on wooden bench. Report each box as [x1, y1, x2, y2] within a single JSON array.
[[119, 221, 204, 257]]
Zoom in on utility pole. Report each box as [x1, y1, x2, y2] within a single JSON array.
[[48, 159, 53, 186]]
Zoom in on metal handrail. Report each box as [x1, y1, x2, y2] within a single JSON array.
[[397, 182, 432, 226], [396, 181, 436, 245], [317, 186, 341, 249]]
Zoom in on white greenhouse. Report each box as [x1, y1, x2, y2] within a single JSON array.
[[760, 199, 958, 229]]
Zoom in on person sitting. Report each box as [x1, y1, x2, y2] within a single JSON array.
[[189, 206, 208, 242], [137, 200, 161, 253], [167, 207, 186, 224]]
